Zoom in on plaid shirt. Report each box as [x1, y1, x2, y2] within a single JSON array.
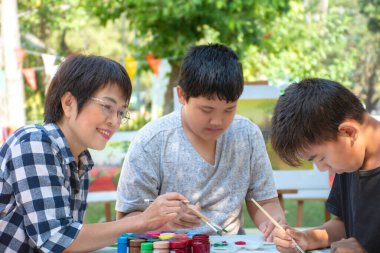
[[0, 124, 93, 253]]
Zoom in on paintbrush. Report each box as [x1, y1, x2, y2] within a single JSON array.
[[250, 198, 305, 253], [182, 202, 228, 235], [144, 198, 228, 235]]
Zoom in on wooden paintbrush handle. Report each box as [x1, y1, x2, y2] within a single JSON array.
[[184, 203, 211, 222], [250, 198, 285, 232]]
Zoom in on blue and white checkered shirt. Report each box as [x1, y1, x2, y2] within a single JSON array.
[[0, 123, 94, 252]]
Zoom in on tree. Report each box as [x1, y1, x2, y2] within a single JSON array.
[[360, 0, 380, 33], [85, 0, 290, 114], [17, 0, 92, 122], [354, 0, 380, 113], [18, 0, 90, 55], [242, 0, 380, 114], [16, 0, 128, 122], [243, 1, 360, 87]]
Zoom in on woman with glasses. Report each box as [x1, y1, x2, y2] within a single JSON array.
[[0, 55, 187, 253]]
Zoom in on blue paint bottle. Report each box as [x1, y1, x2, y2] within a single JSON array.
[[118, 236, 128, 253]]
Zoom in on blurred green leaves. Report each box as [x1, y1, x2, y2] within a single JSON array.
[[360, 0, 380, 32], [82, 0, 290, 59], [16, 0, 380, 121], [242, 1, 360, 87]]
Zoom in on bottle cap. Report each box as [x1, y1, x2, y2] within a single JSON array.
[[141, 242, 153, 250], [174, 233, 188, 238], [159, 233, 175, 240], [117, 236, 127, 244], [153, 241, 169, 249], [146, 231, 161, 237], [129, 238, 146, 247]]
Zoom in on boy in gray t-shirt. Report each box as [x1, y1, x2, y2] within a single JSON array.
[[116, 44, 285, 239]]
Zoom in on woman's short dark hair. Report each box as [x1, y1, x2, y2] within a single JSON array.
[[271, 78, 366, 166], [44, 54, 132, 123], [178, 43, 244, 102]]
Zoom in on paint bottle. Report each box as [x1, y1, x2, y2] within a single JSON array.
[[159, 232, 175, 240], [169, 239, 187, 253], [129, 238, 146, 253], [117, 236, 128, 253], [192, 234, 210, 253], [174, 234, 188, 239], [153, 241, 169, 253], [141, 242, 153, 253], [182, 238, 192, 253], [146, 231, 161, 237]]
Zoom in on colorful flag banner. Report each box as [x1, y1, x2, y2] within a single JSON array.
[[22, 68, 37, 91], [124, 56, 138, 80], [42, 53, 57, 77], [48, 65, 59, 78], [14, 48, 26, 68], [1, 127, 8, 143], [146, 53, 161, 76]]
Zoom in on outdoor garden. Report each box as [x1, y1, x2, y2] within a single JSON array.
[[1, 0, 380, 229]]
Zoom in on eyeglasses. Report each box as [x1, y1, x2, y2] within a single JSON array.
[[90, 97, 130, 124]]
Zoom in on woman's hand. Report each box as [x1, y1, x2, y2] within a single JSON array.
[[139, 192, 190, 231], [162, 202, 201, 230]]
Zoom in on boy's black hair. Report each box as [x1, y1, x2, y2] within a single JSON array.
[[44, 54, 132, 123], [271, 78, 366, 166], [178, 43, 244, 102]]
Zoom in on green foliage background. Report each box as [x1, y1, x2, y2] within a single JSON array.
[[243, 1, 359, 86], [15, 0, 380, 121]]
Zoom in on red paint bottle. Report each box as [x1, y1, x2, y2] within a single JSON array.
[[192, 234, 210, 253], [169, 239, 187, 253], [183, 238, 192, 253]]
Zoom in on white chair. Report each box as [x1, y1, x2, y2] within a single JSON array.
[[273, 169, 331, 226]]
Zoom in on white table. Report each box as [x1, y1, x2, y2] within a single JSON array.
[[93, 234, 329, 253]]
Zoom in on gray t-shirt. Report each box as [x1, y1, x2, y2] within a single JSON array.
[[116, 109, 277, 234]]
